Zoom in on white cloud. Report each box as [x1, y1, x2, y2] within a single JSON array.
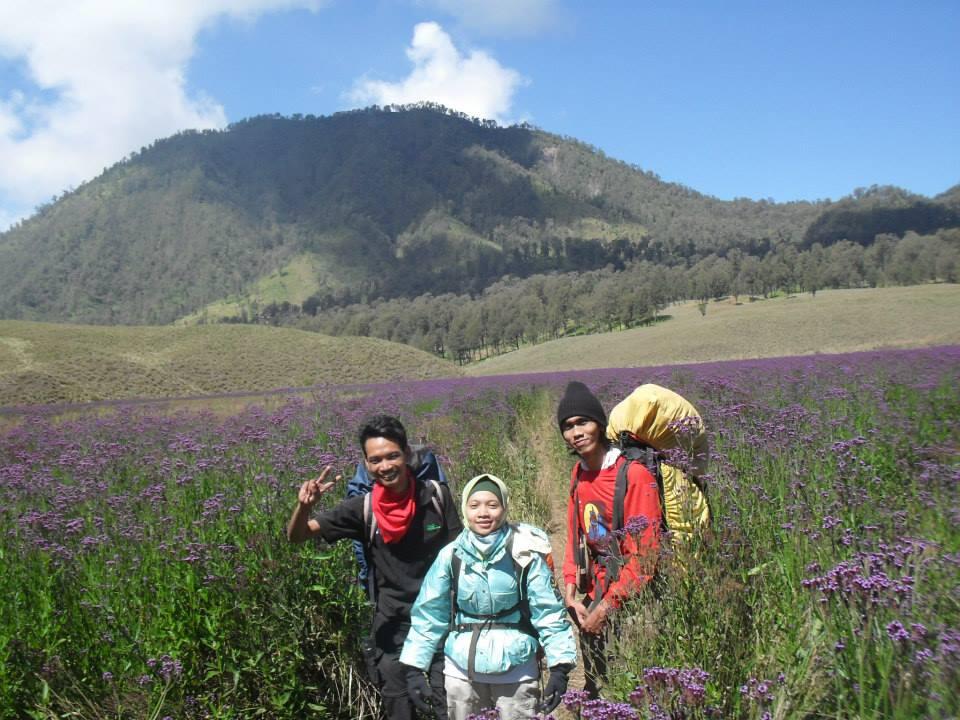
[[418, 0, 560, 36], [0, 0, 322, 231], [347, 21, 526, 123]]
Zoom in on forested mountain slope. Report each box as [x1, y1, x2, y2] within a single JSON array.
[[1, 106, 956, 329]]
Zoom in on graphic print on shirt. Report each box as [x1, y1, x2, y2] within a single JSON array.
[[582, 500, 610, 550]]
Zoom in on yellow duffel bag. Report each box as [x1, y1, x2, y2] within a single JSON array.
[[606, 383, 711, 539]]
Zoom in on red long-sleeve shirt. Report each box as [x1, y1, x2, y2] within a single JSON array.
[[563, 454, 661, 607]]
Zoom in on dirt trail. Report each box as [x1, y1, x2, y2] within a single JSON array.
[[521, 397, 587, 717]]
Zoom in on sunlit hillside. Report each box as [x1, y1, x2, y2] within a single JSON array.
[[2, 285, 956, 408], [466, 285, 960, 375], [0, 322, 460, 407]]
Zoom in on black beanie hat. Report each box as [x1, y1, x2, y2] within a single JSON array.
[[556, 381, 607, 430]]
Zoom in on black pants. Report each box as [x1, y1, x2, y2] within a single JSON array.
[[579, 595, 615, 699], [373, 615, 448, 720], [580, 626, 608, 698], [580, 570, 664, 699]]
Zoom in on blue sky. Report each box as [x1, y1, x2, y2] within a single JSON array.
[[0, 1, 957, 231]]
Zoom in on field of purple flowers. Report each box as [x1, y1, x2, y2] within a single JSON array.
[[1, 346, 957, 719]]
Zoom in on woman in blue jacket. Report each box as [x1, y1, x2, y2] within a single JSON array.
[[400, 473, 577, 720]]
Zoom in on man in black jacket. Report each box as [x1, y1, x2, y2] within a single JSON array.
[[288, 415, 460, 720]]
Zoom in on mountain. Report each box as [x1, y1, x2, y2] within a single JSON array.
[[0, 105, 956, 326]]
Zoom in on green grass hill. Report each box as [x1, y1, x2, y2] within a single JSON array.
[[1, 285, 956, 408], [0, 322, 460, 407], [465, 285, 960, 375]]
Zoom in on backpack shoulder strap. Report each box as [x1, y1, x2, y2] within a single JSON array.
[[427, 478, 445, 518], [569, 464, 591, 592], [363, 492, 377, 545], [360, 493, 378, 604], [449, 550, 462, 631], [612, 457, 630, 533], [570, 462, 582, 497], [618, 440, 666, 533]]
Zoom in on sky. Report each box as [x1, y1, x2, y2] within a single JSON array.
[[0, 0, 957, 232]]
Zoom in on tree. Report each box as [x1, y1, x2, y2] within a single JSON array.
[[821, 241, 866, 288], [736, 256, 764, 298], [796, 251, 821, 297], [865, 234, 898, 286]]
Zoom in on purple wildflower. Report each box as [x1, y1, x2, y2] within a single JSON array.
[[887, 620, 910, 643]]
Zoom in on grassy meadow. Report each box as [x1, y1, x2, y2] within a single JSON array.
[[0, 322, 459, 407], [1, 346, 958, 719], [2, 285, 957, 411], [467, 284, 960, 376]]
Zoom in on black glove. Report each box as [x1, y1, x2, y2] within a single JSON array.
[[538, 663, 572, 713], [404, 665, 434, 714]]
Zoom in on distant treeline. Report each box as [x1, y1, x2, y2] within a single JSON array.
[[222, 228, 957, 364]]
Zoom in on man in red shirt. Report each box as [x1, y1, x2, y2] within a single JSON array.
[[557, 381, 662, 697]]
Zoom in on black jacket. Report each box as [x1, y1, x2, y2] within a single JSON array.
[[315, 477, 461, 621]]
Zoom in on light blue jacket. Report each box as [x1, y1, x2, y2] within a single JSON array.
[[399, 523, 577, 675]]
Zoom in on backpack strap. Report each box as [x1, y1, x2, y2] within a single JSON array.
[[426, 478, 445, 517], [618, 433, 667, 532], [449, 550, 462, 634], [360, 493, 377, 606], [363, 492, 377, 545], [570, 464, 591, 594], [591, 458, 629, 600], [612, 456, 629, 533], [570, 463, 582, 497], [612, 442, 663, 531]]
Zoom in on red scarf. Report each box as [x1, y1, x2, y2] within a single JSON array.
[[371, 470, 416, 543]]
